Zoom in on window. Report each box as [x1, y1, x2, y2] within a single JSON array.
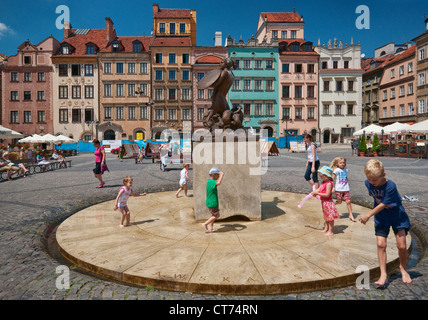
[[266, 103, 274, 116], [243, 79, 251, 91], [197, 108, 205, 121], [86, 45, 94, 55], [400, 104, 405, 116], [294, 85, 302, 98], [168, 108, 177, 120], [391, 106, 395, 117], [266, 79, 274, 91], [84, 64, 94, 76], [255, 60, 262, 69], [307, 107, 315, 119], [168, 88, 177, 100], [419, 48, 425, 60], [347, 80, 354, 91], [85, 109, 94, 122], [104, 84, 112, 97], [71, 64, 80, 76], [419, 99, 426, 114], [197, 73, 204, 81], [37, 111, 46, 123], [59, 109, 68, 123], [307, 64, 315, 73], [59, 86, 68, 99], [391, 69, 395, 78], [11, 72, 18, 82], [322, 104, 330, 116], [295, 64, 302, 73], [179, 23, 186, 34], [390, 88, 395, 99], [72, 109, 81, 123], [24, 73, 31, 82], [244, 103, 251, 115], [38, 72, 45, 82], [408, 62, 413, 72], [198, 89, 204, 99], [116, 63, 124, 74], [116, 84, 124, 97], [399, 65, 404, 75], [305, 43, 312, 52], [72, 86, 81, 99], [104, 62, 112, 74], [271, 30, 278, 38], [128, 63, 136, 74], [138, 83, 148, 96], [324, 80, 330, 91], [232, 79, 240, 90], [408, 83, 414, 95], [182, 108, 191, 120], [383, 107, 387, 118], [282, 85, 290, 98], [266, 60, 273, 69], [182, 88, 191, 100], [154, 88, 164, 100], [333, 61, 338, 69], [322, 61, 328, 69], [37, 91, 45, 101], [128, 84, 136, 97], [128, 106, 136, 120], [344, 61, 349, 69], [24, 111, 31, 123], [24, 56, 31, 64], [85, 86, 94, 99], [290, 30, 297, 39], [133, 42, 141, 53], [169, 23, 176, 35], [243, 60, 251, 69], [233, 59, 240, 69], [61, 46, 69, 55], [399, 85, 405, 97], [341, 128, 354, 137], [336, 80, 343, 92], [282, 107, 290, 119], [182, 70, 190, 81], [347, 104, 354, 115], [419, 73, 425, 86], [169, 53, 176, 64], [335, 104, 342, 115], [140, 62, 148, 74], [140, 106, 148, 119], [282, 64, 289, 73], [182, 53, 190, 64], [159, 23, 165, 33], [104, 106, 112, 120], [254, 79, 263, 91], [254, 103, 263, 116], [307, 85, 315, 98], [24, 91, 31, 101], [281, 31, 287, 39], [409, 103, 414, 115], [10, 111, 19, 123], [116, 106, 124, 120], [155, 70, 163, 81], [155, 109, 164, 120], [383, 90, 387, 100], [169, 70, 176, 81], [295, 107, 302, 119], [10, 91, 18, 101]]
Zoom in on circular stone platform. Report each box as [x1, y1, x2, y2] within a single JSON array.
[[56, 190, 411, 295]]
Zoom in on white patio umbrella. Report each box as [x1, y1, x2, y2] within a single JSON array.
[[54, 134, 75, 144], [38, 133, 59, 143], [0, 125, 24, 139], [382, 122, 412, 135], [407, 119, 428, 134], [18, 134, 44, 143], [353, 124, 383, 136]]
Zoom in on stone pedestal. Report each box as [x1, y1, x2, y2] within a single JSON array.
[[193, 139, 262, 221]]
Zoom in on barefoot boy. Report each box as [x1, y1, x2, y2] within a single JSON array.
[[202, 167, 224, 233], [359, 160, 412, 286]]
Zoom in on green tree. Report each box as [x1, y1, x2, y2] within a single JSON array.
[[372, 134, 380, 153], [358, 135, 367, 153]]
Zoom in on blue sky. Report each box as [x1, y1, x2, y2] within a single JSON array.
[[0, 0, 427, 58]]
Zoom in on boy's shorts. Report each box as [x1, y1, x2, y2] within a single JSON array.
[[208, 206, 220, 216], [336, 191, 351, 201], [375, 224, 409, 238]]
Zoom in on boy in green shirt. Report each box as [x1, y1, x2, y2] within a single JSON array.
[[202, 167, 224, 233]]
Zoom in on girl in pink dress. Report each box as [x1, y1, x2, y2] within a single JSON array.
[[312, 166, 339, 236]]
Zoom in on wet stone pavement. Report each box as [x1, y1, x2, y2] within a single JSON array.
[[0, 145, 427, 300]]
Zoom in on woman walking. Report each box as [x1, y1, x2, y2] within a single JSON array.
[[92, 139, 106, 188]]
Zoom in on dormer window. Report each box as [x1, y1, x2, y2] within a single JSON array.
[[132, 40, 142, 53], [86, 45, 94, 55], [292, 43, 300, 52], [111, 40, 121, 52], [61, 44, 70, 55], [305, 43, 313, 52]]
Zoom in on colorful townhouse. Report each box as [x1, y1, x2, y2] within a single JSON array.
[[51, 19, 111, 141], [0, 53, 7, 126], [412, 18, 428, 122], [98, 33, 153, 141], [150, 4, 196, 138], [255, 11, 319, 143], [1, 37, 60, 139], [192, 40, 227, 131], [316, 38, 363, 144], [226, 35, 279, 137]]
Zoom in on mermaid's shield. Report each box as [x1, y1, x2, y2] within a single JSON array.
[[197, 69, 221, 89]]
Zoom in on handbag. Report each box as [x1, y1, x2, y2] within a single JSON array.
[[101, 162, 109, 174]]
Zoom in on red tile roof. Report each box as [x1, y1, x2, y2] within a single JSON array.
[[261, 12, 302, 23], [363, 44, 416, 74], [53, 29, 109, 57], [100, 36, 153, 53], [154, 8, 192, 19], [150, 37, 192, 47], [0, 53, 7, 59]]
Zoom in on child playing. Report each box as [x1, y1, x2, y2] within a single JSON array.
[[312, 166, 339, 236], [202, 167, 224, 233], [359, 159, 412, 286], [176, 163, 192, 198], [330, 157, 356, 222], [114, 176, 147, 227]]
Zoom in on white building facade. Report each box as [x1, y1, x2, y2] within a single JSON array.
[[316, 38, 363, 144]]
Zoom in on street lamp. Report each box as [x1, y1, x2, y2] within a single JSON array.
[[281, 117, 293, 149], [136, 90, 154, 139], [381, 128, 384, 156]]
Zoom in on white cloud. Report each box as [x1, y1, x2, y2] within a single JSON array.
[[0, 22, 15, 39]]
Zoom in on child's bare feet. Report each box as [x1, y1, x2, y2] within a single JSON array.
[[375, 275, 388, 287], [201, 223, 208, 232], [349, 215, 357, 222], [325, 232, 334, 236], [401, 270, 412, 284]]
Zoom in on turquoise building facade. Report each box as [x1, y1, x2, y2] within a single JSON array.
[[226, 35, 279, 137]]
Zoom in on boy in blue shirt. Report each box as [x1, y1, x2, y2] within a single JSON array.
[[359, 159, 412, 286]]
